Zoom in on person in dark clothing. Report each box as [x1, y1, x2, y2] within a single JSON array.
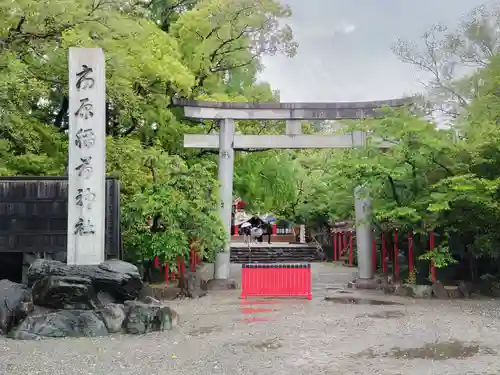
[[241, 223, 252, 245], [266, 222, 272, 244]]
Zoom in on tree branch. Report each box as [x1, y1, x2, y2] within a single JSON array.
[[54, 96, 68, 130], [387, 175, 402, 206]]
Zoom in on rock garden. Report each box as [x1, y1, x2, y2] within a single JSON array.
[[0, 259, 206, 340]]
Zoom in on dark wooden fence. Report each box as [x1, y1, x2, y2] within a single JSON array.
[[0, 177, 121, 260]]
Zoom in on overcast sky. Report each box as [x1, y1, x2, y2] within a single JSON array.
[[259, 0, 487, 102]]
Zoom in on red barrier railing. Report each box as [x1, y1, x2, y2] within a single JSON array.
[[240, 263, 312, 300]]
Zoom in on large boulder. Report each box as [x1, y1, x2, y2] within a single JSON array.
[[9, 309, 108, 340], [32, 276, 100, 310], [413, 285, 433, 298], [95, 303, 126, 333], [0, 279, 33, 335], [394, 284, 433, 298], [432, 282, 449, 299], [122, 300, 178, 334], [178, 271, 207, 298], [28, 259, 143, 302]]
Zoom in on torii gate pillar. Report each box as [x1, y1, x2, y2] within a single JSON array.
[[174, 98, 409, 286], [215, 118, 234, 279]]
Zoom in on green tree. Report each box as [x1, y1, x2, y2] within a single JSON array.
[[0, 0, 297, 270]]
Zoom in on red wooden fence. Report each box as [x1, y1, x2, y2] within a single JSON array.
[[156, 246, 201, 284], [332, 229, 439, 282], [240, 263, 312, 300]]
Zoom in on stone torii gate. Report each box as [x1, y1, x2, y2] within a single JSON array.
[[173, 98, 409, 286]]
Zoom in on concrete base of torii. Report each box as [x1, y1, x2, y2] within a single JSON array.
[[206, 277, 239, 291], [210, 252, 239, 290], [350, 278, 382, 290]]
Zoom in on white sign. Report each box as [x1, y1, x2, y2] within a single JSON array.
[[67, 48, 106, 265], [299, 224, 306, 244]]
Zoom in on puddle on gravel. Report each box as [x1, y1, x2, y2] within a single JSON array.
[[254, 338, 283, 351], [188, 325, 223, 336], [357, 310, 405, 319], [241, 317, 275, 323], [241, 307, 276, 314], [240, 300, 282, 306], [324, 296, 403, 305], [222, 300, 292, 307], [391, 341, 496, 360], [229, 338, 283, 352], [238, 305, 278, 324], [357, 341, 495, 360]]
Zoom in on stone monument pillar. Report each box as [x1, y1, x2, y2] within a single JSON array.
[[67, 48, 106, 265]]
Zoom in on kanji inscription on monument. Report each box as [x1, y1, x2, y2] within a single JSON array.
[[67, 48, 106, 265]]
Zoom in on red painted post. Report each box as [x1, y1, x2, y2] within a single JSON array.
[[393, 230, 399, 282], [381, 232, 387, 273], [333, 231, 337, 261], [164, 264, 169, 284], [429, 232, 437, 283], [408, 232, 414, 274], [189, 247, 194, 272], [372, 235, 377, 273], [233, 225, 239, 236], [176, 256, 181, 278], [153, 255, 160, 269], [349, 230, 353, 265], [338, 232, 344, 260], [272, 224, 277, 235], [191, 246, 199, 271]]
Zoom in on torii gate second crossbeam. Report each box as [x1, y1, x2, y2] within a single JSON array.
[[173, 98, 410, 284]]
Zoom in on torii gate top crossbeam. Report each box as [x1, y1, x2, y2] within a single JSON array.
[[172, 98, 410, 120]]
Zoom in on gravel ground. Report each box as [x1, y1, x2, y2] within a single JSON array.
[[1, 263, 500, 375]]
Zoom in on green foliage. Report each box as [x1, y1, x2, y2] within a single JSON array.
[[121, 158, 226, 266], [406, 269, 417, 285], [0, 0, 296, 269], [418, 244, 457, 269]]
